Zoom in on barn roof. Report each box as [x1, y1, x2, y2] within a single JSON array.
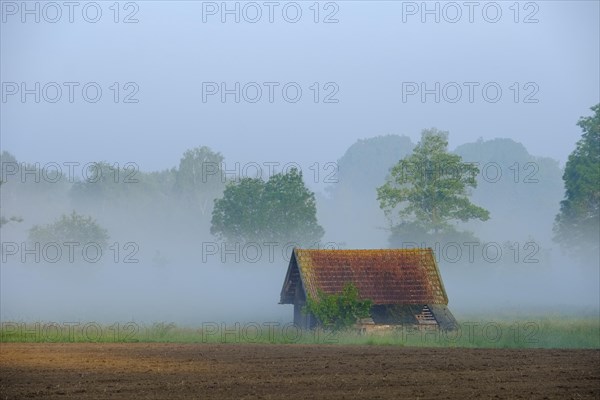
[[280, 248, 448, 305]]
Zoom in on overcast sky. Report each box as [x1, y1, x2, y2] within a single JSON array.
[[2, 1, 599, 176]]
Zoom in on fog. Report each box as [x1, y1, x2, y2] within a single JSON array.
[[1, 133, 598, 325], [1, 1, 599, 326]]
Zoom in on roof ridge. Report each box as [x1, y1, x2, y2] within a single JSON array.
[[283, 247, 449, 306]]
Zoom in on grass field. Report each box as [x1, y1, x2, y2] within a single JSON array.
[[1, 316, 598, 349]]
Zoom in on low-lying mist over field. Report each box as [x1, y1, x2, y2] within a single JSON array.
[[1, 131, 598, 325]]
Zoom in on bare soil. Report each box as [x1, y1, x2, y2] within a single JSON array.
[[1, 343, 598, 399]]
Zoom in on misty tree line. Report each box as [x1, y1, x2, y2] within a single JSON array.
[[0, 104, 597, 264]]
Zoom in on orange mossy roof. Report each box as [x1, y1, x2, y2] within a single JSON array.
[[280, 248, 448, 305]]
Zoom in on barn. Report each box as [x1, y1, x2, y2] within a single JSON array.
[[279, 248, 457, 330]]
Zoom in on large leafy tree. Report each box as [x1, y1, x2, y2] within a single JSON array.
[[377, 128, 490, 245], [210, 177, 266, 242], [554, 104, 600, 256], [211, 168, 324, 245]]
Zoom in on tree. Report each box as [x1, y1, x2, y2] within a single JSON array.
[[262, 169, 324, 243], [377, 128, 490, 245], [303, 282, 372, 331], [0, 152, 24, 227], [70, 161, 140, 213], [554, 104, 600, 256], [175, 146, 225, 207], [29, 211, 109, 249], [211, 168, 324, 245], [320, 135, 416, 247], [0, 180, 23, 227], [454, 138, 564, 245], [170, 147, 227, 229], [210, 177, 266, 242], [326, 135, 415, 200], [0, 214, 22, 227]]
